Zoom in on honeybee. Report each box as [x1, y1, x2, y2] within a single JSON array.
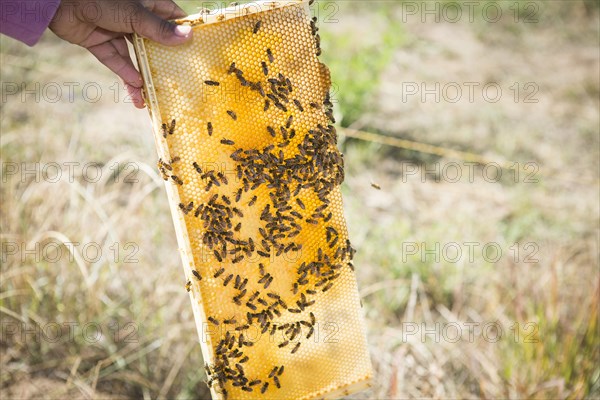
[[171, 175, 183, 185], [261, 61, 268, 76], [158, 168, 169, 180], [228, 62, 237, 74], [168, 119, 176, 135], [178, 201, 193, 214], [226, 110, 237, 120], [257, 298, 268, 306], [261, 382, 269, 393], [192, 270, 202, 281], [204, 80, 220, 86], [158, 159, 172, 171], [274, 102, 287, 112], [293, 99, 304, 112], [325, 110, 335, 123], [291, 342, 301, 354], [253, 20, 262, 34], [264, 276, 273, 289], [269, 366, 278, 378], [208, 316, 219, 325], [371, 182, 381, 190], [238, 75, 249, 86], [248, 291, 260, 302], [326, 225, 337, 235], [280, 126, 288, 139], [185, 280, 191, 292], [310, 20, 318, 35], [220, 138, 235, 146], [266, 48, 274, 63], [255, 82, 265, 97]]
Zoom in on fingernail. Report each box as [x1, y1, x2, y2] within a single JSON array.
[[174, 25, 192, 38]]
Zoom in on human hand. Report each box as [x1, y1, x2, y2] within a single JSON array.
[[49, 0, 192, 108]]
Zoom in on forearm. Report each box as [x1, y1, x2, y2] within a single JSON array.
[[0, 0, 61, 46], [1, 0, 191, 109]]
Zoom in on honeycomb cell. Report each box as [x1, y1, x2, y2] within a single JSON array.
[[134, 1, 372, 399]]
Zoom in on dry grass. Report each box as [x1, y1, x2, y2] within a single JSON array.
[[1, 1, 598, 399]]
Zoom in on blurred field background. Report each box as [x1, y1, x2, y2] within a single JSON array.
[[1, 0, 598, 399]]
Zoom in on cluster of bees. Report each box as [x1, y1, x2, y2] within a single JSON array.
[[160, 7, 353, 399], [158, 156, 182, 184], [205, 305, 319, 396]]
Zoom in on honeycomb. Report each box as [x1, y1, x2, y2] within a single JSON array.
[[133, 1, 372, 398]]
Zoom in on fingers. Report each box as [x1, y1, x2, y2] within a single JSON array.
[[79, 28, 123, 48], [87, 39, 142, 89], [111, 36, 132, 59], [129, 3, 192, 46], [100, 38, 146, 108], [143, 0, 188, 20], [87, 40, 146, 109], [125, 84, 146, 109]]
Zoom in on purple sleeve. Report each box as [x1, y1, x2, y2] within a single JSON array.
[[0, 0, 61, 46]]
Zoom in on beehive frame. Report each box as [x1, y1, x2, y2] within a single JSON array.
[[133, 1, 373, 398]]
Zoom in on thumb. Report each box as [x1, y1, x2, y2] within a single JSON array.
[[130, 4, 191, 45]]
